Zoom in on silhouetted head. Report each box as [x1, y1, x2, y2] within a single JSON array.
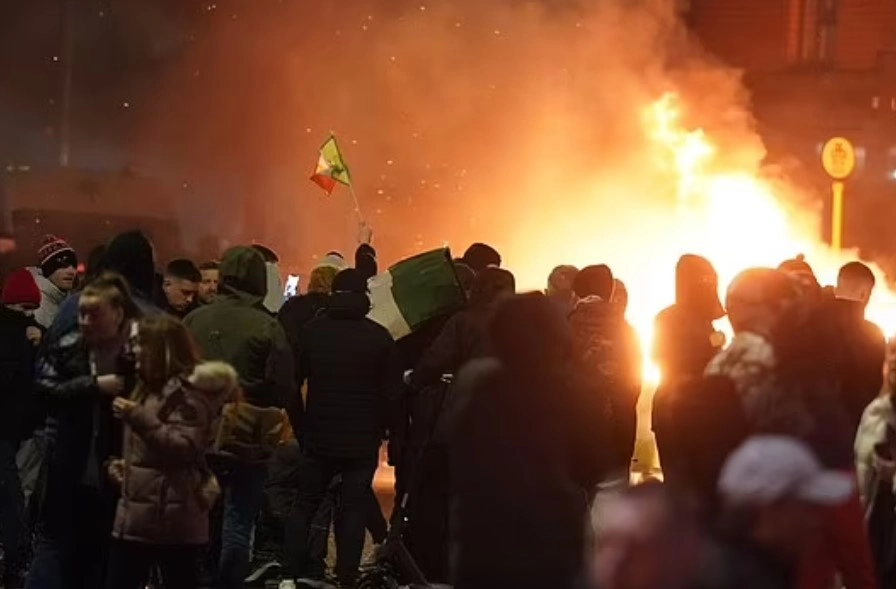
[[469, 267, 515, 308], [462, 243, 501, 274], [836, 261, 875, 308], [573, 264, 614, 300]]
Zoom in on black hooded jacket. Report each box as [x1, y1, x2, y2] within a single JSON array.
[[298, 291, 403, 458], [654, 255, 725, 385]]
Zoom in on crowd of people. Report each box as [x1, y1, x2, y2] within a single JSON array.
[[0, 226, 894, 589]]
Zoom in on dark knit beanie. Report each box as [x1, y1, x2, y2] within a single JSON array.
[[38, 235, 77, 278], [2, 269, 41, 307]]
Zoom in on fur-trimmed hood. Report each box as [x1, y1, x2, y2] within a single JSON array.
[[705, 332, 777, 419], [855, 395, 896, 511], [704, 332, 812, 436], [188, 361, 239, 404]]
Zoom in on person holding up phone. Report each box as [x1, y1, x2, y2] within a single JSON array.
[[27, 273, 142, 589]]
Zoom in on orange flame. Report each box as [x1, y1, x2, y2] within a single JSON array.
[[512, 92, 896, 387]]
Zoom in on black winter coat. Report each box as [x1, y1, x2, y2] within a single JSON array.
[[653, 304, 721, 386], [568, 298, 641, 474], [449, 359, 608, 589], [35, 329, 130, 492], [0, 307, 43, 441], [298, 291, 403, 458], [830, 298, 886, 431], [410, 306, 495, 390], [278, 292, 329, 379]]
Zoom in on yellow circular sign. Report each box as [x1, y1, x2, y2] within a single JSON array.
[[821, 137, 856, 180]]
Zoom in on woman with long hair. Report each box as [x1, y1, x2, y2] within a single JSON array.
[[104, 315, 236, 589]]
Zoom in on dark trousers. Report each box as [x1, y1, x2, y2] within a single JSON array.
[[216, 463, 268, 589], [285, 453, 378, 583], [26, 484, 115, 589], [104, 540, 199, 589], [0, 440, 24, 567], [305, 483, 388, 577]]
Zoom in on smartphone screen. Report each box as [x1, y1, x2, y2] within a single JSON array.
[[284, 275, 300, 298]]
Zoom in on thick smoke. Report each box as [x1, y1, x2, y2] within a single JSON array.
[[136, 0, 773, 281]]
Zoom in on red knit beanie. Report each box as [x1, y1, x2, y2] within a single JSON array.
[[2, 269, 41, 307], [38, 234, 77, 278]]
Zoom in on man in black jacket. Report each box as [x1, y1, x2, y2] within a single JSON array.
[[833, 261, 886, 430], [284, 268, 402, 587]]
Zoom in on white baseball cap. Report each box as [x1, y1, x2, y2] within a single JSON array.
[[719, 435, 854, 506]]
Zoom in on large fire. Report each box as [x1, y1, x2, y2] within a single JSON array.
[[585, 92, 896, 474], [515, 92, 896, 380]]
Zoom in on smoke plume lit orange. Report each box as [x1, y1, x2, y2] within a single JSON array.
[[138, 0, 896, 348]]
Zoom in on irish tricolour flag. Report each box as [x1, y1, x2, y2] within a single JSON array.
[[368, 248, 465, 340], [310, 135, 351, 195]]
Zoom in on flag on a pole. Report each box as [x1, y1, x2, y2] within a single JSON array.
[[368, 248, 465, 339], [310, 135, 352, 195]]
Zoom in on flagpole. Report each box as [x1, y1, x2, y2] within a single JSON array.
[[348, 182, 364, 223]]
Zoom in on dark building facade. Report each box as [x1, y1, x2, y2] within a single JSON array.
[[687, 0, 896, 260]]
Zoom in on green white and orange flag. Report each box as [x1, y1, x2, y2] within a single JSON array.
[[310, 135, 352, 195]]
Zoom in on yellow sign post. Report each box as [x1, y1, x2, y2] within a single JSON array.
[[820, 137, 856, 251]]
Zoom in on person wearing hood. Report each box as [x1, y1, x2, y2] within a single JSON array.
[[283, 268, 402, 587], [30, 235, 78, 329], [448, 293, 609, 589], [103, 315, 236, 589], [183, 246, 295, 589], [663, 268, 789, 516], [460, 243, 501, 274], [652, 254, 726, 488], [653, 254, 726, 386], [253, 244, 285, 315], [0, 269, 44, 584], [568, 266, 639, 487]]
